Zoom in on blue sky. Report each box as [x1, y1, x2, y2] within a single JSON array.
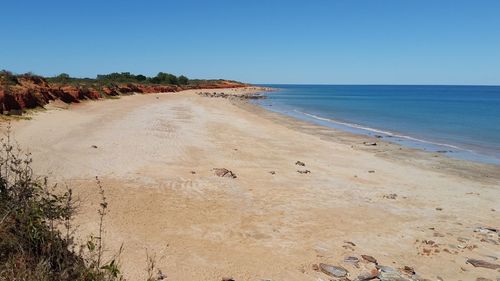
[[1, 0, 499, 85]]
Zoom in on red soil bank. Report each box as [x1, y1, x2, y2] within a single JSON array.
[[0, 75, 246, 113]]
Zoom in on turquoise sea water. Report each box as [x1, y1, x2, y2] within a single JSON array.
[[254, 85, 500, 165]]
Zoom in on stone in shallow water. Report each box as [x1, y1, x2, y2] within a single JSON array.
[[319, 263, 348, 278]]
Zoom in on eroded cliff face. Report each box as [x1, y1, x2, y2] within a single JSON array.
[[0, 75, 245, 113]]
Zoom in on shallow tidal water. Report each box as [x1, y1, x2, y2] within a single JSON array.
[[255, 84, 500, 165]]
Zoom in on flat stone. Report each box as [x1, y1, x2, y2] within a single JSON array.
[[213, 168, 237, 178], [376, 265, 396, 273], [378, 270, 413, 281], [344, 256, 360, 264], [474, 227, 499, 234], [355, 268, 378, 280], [361, 255, 378, 264], [467, 259, 500, 269], [319, 263, 348, 278]]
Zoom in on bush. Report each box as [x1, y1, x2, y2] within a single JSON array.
[[178, 75, 189, 85], [0, 127, 126, 281], [4, 69, 203, 89], [0, 70, 19, 86], [50, 73, 72, 83], [135, 75, 147, 82], [150, 72, 179, 85], [96, 72, 140, 84]]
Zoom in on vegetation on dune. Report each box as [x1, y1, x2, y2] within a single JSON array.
[[0, 127, 162, 280], [46, 71, 189, 86], [45, 71, 195, 86], [1, 70, 243, 87]]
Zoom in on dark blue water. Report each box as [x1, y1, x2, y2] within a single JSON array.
[[254, 85, 500, 165]]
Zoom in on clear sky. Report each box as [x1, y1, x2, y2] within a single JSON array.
[[1, 0, 499, 85]]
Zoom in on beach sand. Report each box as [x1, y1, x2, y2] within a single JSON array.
[[5, 88, 500, 280]]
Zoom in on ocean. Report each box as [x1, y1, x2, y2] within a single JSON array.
[[254, 85, 500, 165]]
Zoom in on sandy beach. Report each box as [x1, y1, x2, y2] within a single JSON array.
[[5, 88, 500, 280]]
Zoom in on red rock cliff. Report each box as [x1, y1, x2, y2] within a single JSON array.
[[0, 75, 246, 113]]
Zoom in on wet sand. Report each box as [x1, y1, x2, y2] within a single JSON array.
[[6, 88, 500, 280]]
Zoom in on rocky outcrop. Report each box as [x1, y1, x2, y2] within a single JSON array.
[[0, 75, 246, 114], [197, 91, 265, 100]]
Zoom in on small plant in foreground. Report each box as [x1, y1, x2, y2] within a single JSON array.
[[0, 125, 164, 280], [0, 126, 122, 280]]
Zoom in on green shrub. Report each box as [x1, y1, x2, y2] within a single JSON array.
[[0, 127, 126, 281], [178, 75, 189, 85]]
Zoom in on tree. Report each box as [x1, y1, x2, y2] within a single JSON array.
[[50, 73, 71, 83], [151, 72, 179, 85], [178, 75, 189, 85], [135, 74, 147, 81], [58, 73, 70, 79]]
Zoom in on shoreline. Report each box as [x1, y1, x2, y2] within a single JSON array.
[[251, 87, 500, 166], [233, 93, 500, 184], [15, 85, 500, 183], [5, 87, 500, 280]]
